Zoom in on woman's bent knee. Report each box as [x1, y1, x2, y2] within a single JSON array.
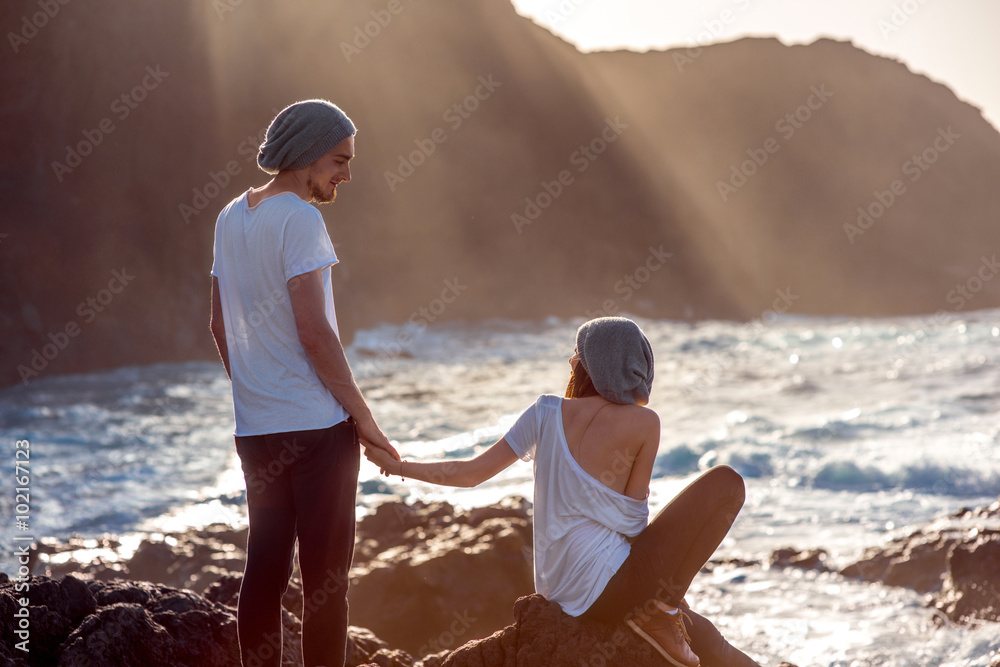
[[709, 465, 746, 505]]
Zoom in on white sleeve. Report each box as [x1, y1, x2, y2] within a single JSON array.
[[503, 396, 545, 462], [283, 209, 339, 281]]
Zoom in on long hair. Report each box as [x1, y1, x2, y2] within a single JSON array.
[[565, 361, 600, 399]]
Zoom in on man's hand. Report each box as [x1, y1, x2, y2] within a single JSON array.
[[356, 417, 400, 462]]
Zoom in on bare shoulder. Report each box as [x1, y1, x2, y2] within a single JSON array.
[[632, 404, 660, 433], [606, 403, 659, 440], [618, 403, 659, 423]]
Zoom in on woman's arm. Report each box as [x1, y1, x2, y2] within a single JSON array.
[[365, 439, 520, 488]]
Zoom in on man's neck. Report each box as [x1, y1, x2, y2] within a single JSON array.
[[248, 172, 309, 207]]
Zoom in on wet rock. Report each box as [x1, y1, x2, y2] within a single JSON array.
[[35, 525, 248, 595], [769, 548, 831, 572], [936, 532, 1000, 624], [952, 496, 1000, 520], [841, 530, 953, 593], [126, 533, 246, 593], [842, 496, 1000, 624]]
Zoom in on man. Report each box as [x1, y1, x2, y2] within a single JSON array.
[[210, 99, 399, 667]]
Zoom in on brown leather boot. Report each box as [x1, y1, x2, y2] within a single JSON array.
[[626, 600, 700, 667]]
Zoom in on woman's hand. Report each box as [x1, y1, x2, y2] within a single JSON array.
[[363, 439, 519, 487], [356, 417, 400, 463]]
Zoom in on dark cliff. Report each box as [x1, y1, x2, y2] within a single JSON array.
[[2, 0, 999, 386]]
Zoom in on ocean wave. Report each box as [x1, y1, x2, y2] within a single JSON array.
[[789, 411, 923, 443], [811, 460, 1000, 496], [654, 446, 776, 480], [723, 452, 776, 479], [653, 445, 701, 476]]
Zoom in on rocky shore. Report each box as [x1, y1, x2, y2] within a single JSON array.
[[840, 497, 1000, 626], [4, 495, 999, 666]]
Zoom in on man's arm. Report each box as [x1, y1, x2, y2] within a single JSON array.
[[288, 268, 399, 459], [210, 277, 231, 379]]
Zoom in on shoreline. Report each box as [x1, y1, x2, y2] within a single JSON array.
[[4, 494, 999, 664]]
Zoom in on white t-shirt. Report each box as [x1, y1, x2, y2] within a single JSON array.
[[211, 190, 349, 436], [504, 394, 649, 616]]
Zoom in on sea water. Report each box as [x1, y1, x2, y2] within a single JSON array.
[[2, 311, 999, 666]]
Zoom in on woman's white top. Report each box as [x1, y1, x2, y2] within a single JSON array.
[[504, 394, 649, 616]]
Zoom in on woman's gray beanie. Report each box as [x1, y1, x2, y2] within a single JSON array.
[[257, 99, 356, 174], [576, 317, 654, 405]]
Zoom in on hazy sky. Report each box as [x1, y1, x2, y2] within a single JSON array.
[[510, 0, 1000, 131]]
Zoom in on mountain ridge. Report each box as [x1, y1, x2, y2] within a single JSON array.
[[1, 0, 998, 387]]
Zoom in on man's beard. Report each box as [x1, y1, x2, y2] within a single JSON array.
[[307, 176, 337, 204]]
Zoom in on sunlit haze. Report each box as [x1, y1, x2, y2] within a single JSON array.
[[510, 0, 1000, 131]]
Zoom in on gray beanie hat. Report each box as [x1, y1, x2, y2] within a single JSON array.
[[576, 317, 654, 405], [257, 99, 356, 174]]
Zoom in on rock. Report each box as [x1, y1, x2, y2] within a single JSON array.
[[352, 497, 529, 568], [58, 578, 243, 667], [126, 533, 247, 592], [840, 530, 953, 593], [935, 532, 1000, 624], [429, 594, 662, 667], [842, 496, 1000, 624], [361, 649, 415, 667], [0, 641, 28, 667], [953, 496, 1000, 520], [34, 525, 249, 595], [204, 572, 242, 607], [0, 575, 401, 667], [769, 548, 831, 572], [0, 574, 96, 664], [347, 625, 391, 665], [349, 498, 534, 655], [197, 496, 534, 658], [59, 604, 194, 667]]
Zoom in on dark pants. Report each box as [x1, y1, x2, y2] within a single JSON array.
[[234, 419, 360, 667], [583, 466, 760, 667]]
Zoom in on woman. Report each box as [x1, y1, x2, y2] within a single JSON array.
[[365, 317, 759, 667]]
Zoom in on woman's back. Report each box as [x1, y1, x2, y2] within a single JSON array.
[[504, 394, 652, 616], [560, 395, 660, 500]]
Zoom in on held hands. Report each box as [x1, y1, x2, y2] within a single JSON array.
[[356, 417, 400, 463], [364, 444, 403, 477]]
